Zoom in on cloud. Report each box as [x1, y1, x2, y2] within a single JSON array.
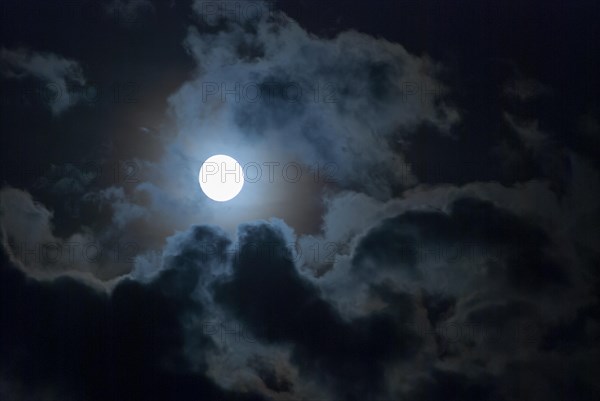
[[503, 112, 547, 150], [0, 226, 273, 401], [0, 48, 86, 115], [0, 187, 55, 246], [211, 221, 422, 398], [2, 1, 599, 400], [503, 77, 551, 101], [498, 111, 572, 193], [164, 0, 459, 200], [83, 0, 461, 252], [2, 180, 599, 400], [0, 186, 138, 280], [104, 0, 155, 25], [75, 0, 462, 250]]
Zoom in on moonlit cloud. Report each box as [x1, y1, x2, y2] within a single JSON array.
[[1, 1, 599, 400]]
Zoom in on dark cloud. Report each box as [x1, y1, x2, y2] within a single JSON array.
[[1, 0, 600, 400], [3, 195, 598, 399], [352, 197, 567, 294], [0, 225, 268, 401], [248, 356, 294, 394], [105, 0, 155, 23], [406, 369, 501, 401], [212, 221, 421, 399], [0, 48, 86, 115]]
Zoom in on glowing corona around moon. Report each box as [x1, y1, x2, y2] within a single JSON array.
[[199, 154, 244, 202]]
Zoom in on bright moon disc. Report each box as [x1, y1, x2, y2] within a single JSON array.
[[199, 154, 244, 202]]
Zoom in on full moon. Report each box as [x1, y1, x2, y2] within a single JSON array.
[[198, 154, 244, 202]]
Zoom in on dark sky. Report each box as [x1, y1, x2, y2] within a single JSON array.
[[1, 1, 599, 400]]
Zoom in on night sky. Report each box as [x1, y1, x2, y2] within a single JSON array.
[[1, 1, 600, 400]]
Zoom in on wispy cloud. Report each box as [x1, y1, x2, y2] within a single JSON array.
[[0, 47, 86, 115]]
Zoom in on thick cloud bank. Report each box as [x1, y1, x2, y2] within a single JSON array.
[[3, 186, 599, 400], [1, 1, 599, 400]]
